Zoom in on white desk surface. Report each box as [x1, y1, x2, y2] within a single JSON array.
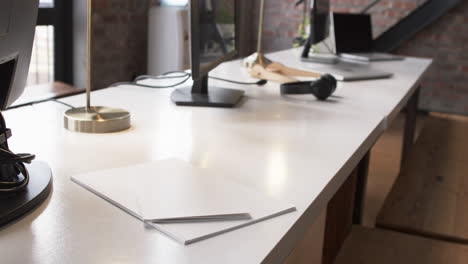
[[0, 48, 430, 264], [212, 48, 432, 128]]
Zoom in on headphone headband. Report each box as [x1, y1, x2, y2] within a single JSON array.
[[280, 74, 337, 100]]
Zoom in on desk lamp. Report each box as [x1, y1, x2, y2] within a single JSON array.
[[243, 0, 322, 83], [244, 0, 270, 68], [64, 0, 131, 133]]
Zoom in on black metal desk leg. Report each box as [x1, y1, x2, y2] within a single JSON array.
[[402, 87, 420, 164], [353, 151, 370, 225]]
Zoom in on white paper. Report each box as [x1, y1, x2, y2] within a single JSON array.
[[72, 159, 296, 244]]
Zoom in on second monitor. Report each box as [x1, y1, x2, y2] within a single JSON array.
[[171, 0, 244, 108]]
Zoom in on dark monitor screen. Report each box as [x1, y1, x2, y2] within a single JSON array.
[[310, 0, 330, 44], [301, 0, 330, 58], [0, 0, 38, 109], [333, 13, 373, 53], [192, 0, 236, 79]]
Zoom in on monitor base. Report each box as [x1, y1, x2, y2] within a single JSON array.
[[171, 87, 244, 108], [0, 161, 52, 227], [301, 53, 339, 64]]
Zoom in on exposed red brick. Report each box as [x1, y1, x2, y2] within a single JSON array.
[[91, 0, 149, 90], [260, 0, 468, 114]]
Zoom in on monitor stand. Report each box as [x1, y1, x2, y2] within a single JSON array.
[[171, 75, 244, 108], [0, 113, 52, 227], [301, 52, 339, 64]]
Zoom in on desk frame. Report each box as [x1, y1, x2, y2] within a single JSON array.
[[322, 86, 422, 264]]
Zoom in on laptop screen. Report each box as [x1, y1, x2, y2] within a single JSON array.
[[333, 13, 373, 53]]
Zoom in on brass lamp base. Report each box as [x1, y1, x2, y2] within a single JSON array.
[[243, 52, 272, 69], [64, 106, 131, 133]]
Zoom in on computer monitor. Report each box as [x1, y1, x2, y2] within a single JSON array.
[[301, 0, 331, 58], [171, 0, 244, 108], [0, 0, 52, 227], [0, 1, 38, 109], [333, 13, 373, 53]]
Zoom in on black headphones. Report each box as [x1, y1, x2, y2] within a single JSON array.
[[280, 74, 337, 100]]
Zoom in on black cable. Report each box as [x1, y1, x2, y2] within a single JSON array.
[[109, 71, 192, 89], [111, 71, 267, 89], [0, 162, 30, 193], [8, 72, 265, 111], [51, 99, 75, 109], [134, 71, 190, 82], [7, 97, 76, 110], [134, 73, 192, 88], [209, 76, 268, 86], [361, 0, 383, 13], [7, 97, 53, 110], [0, 112, 34, 193], [0, 148, 35, 165]]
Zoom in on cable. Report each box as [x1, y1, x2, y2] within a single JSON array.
[[361, 0, 383, 14], [322, 41, 335, 54], [135, 72, 192, 88], [112, 71, 267, 89], [7, 98, 52, 110], [8, 72, 266, 111], [134, 71, 190, 82], [0, 113, 35, 194], [209, 76, 268, 86], [7, 97, 76, 110], [0, 162, 30, 193], [51, 99, 75, 109], [109, 71, 192, 89]]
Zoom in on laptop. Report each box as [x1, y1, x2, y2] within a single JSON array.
[[333, 13, 404, 62], [339, 52, 404, 62], [316, 62, 393, 81]]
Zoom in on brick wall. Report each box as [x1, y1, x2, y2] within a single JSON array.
[[260, 0, 468, 115], [86, 0, 468, 114], [91, 0, 150, 90], [259, 0, 428, 51], [331, 0, 427, 37], [257, 0, 307, 53], [396, 0, 468, 114]]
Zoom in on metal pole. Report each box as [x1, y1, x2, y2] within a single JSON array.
[[86, 0, 92, 110], [63, 0, 131, 133], [256, 0, 265, 54], [361, 0, 382, 14]]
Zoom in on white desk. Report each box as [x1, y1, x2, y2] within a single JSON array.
[[212, 48, 432, 178], [212, 48, 432, 127], [0, 48, 431, 264]]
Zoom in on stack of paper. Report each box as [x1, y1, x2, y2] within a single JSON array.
[[72, 159, 296, 245]]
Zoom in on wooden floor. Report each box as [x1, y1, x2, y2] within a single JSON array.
[[283, 112, 468, 263], [377, 113, 468, 243], [364, 112, 426, 227], [335, 112, 468, 264], [335, 225, 468, 264], [283, 113, 425, 264]]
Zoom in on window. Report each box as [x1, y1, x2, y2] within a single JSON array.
[[28, 0, 72, 86], [28, 26, 54, 86], [39, 0, 54, 8], [161, 0, 188, 6]]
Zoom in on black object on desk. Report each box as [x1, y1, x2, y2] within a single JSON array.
[[280, 74, 337, 101], [301, 0, 331, 59], [171, 0, 244, 108], [0, 0, 52, 227], [333, 13, 404, 62]]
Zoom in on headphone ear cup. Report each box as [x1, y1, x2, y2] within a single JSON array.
[[311, 74, 337, 100]]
